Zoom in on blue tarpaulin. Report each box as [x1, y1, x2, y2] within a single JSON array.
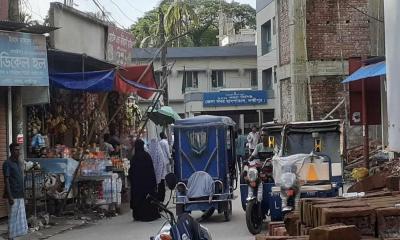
[[342, 61, 386, 83], [49, 70, 116, 92]]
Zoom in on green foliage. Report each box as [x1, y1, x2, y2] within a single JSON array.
[[131, 0, 256, 48]]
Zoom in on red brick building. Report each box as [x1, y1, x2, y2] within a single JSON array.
[[276, 0, 384, 122]]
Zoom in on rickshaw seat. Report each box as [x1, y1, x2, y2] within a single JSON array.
[[187, 171, 215, 199]]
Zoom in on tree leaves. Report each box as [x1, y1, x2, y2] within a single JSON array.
[[130, 0, 256, 48]]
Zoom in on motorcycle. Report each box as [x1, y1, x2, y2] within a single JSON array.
[[243, 152, 274, 235], [150, 173, 212, 240]]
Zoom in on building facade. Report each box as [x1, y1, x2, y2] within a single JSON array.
[[132, 46, 276, 131], [273, 0, 384, 122], [256, 0, 279, 121]]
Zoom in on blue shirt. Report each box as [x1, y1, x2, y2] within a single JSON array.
[[236, 135, 247, 156], [3, 159, 24, 199]]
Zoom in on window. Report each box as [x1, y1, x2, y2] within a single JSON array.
[[184, 71, 198, 89], [211, 70, 224, 88], [154, 71, 162, 86], [250, 70, 258, 88], [261, 20, 272, 55], [262, 68, 273, 90], [273, 66, 277, 84]]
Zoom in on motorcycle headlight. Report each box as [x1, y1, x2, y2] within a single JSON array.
[[160, 234, 172, 240], [248, 168, 258, 182]]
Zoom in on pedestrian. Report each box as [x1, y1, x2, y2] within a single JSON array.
[[159, 132, 172, 172], [148, 139, 169, 203], [101, 133, 115, 156], [129, 139, 160, 222], [3, 143, 28, 240], [235, 129, 247, 168], [247, 126, 260, 155]]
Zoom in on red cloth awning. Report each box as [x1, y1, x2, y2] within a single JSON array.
[[115, 65, 158, 99]]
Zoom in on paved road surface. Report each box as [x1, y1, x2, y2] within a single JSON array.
[[49, 192, 257, 240]]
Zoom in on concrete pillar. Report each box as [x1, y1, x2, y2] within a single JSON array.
[[288, 0, 309, 121], [385, 0, 400, 152]]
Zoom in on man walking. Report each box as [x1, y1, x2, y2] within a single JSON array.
[[3, 143, 28, 240], [235, 129, 247, 168], [247, 126, 259, 155], [159, 132, 171, 202]]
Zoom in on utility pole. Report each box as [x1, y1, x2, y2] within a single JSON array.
[[159, 7, 169, 106], [8, 0, 19, 21], [8, 0, 24, 165]]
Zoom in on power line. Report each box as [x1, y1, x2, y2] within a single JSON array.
[[344, 2, 384, 23], [109, 0, 137, 23], [92, 0, 125, 29], [123, 0, 145, 14], [22, 0, 46, 21]]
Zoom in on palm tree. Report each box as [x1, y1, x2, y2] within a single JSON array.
[[164, 0, 198, 46]]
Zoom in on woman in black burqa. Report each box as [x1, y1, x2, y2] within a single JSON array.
[[129, 139, 160, 221]]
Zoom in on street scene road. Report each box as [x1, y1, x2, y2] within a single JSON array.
[[48, 195, 254, 240]]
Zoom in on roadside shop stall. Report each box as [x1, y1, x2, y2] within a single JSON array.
[[25, 50, 159, 214]]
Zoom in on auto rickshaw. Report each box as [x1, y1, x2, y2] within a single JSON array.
[[240, 120, 344, 234], [173, 115, 237, 221]]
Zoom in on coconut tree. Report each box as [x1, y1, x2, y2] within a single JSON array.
[[164, 0, 198, 47]]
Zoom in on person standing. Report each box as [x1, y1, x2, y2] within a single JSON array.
[[3, 143, 28, 239], [148, 139, 168, 202], [159, 132, 171, 172], [235, 129, 247, 168], [129, 139, 160, 222], [247, 126, 259, 154]]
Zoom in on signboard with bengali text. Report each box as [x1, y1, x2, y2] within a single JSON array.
[[203, 90, 268, 107], [0, 30, 49, 86], [106, 25, 134, 65]]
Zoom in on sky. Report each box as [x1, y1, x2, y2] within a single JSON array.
[[24, 0, 256, 29]]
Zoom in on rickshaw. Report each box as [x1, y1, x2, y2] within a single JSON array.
[[173, 115, 237, 221], [240, 120, 344, 234]]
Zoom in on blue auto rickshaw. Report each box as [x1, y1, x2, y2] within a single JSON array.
[[240, 120, 344, 234], [173, 115, 237, 221]]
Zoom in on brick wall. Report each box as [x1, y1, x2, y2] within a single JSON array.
[[0, 88, 7, 217], [278, 0, 290, 65], [280, 78, 292, 122], [306, 0, 370, 61], [310, 76, 345, 120]]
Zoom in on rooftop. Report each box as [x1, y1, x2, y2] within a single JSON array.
[[132, 46, 257, 60]]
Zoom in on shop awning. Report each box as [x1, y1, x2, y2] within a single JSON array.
[[47, 49, 116, 73], [49, 66, 161, 99], [342, 61, 386, 83]]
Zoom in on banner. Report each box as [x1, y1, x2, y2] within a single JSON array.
[[0, 30, 49, 86], [203, 90, 268, 107], [106, 25, 134, 65]]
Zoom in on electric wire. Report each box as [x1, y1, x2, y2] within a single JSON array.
[[109, 0, 137, 23]]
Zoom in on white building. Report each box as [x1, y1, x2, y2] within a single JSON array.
[[132, 45, 277, 131], [256, 0, 279, 121]]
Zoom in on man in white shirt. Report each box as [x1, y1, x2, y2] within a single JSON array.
[[247, 126, 259, 154], [159, 132, 171, 172]]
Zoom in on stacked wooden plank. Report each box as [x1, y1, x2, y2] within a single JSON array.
[[297, 191, 400, 238]]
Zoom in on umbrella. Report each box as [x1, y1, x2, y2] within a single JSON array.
[[149, 106, 181, 125]]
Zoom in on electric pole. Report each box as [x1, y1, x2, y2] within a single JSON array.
[[8, 0, 19, 21], [159, 7, 169, 106]]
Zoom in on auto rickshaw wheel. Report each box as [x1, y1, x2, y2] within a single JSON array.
[[200, 207, 215, 221], [246, 199, 262, 235], [223, 201, 232, 222], [176, 204, 184, 216]]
